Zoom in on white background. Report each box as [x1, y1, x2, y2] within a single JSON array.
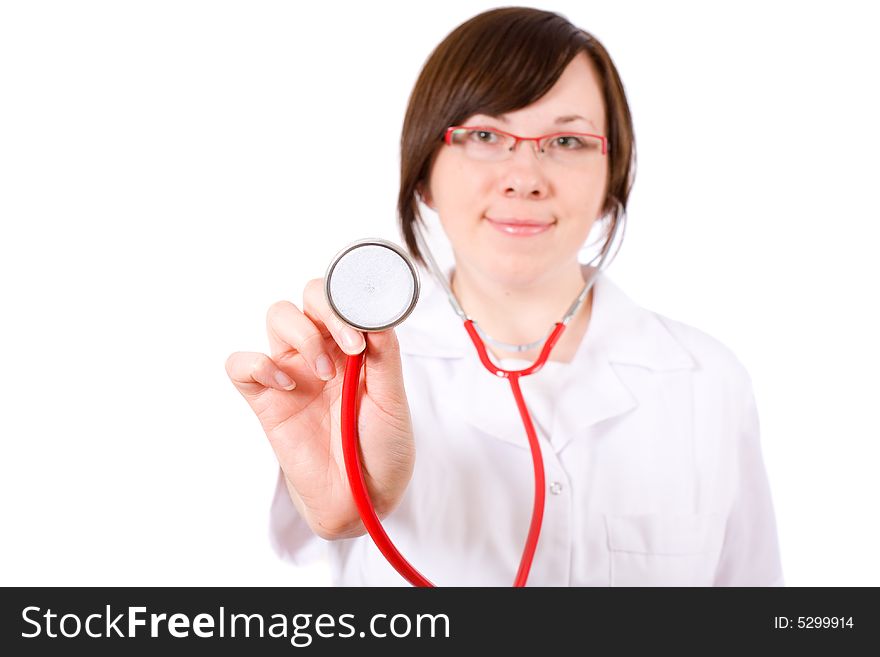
[[1, 0, 878, 587]]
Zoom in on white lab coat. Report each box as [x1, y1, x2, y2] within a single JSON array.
[[268, 266, 784, 586]]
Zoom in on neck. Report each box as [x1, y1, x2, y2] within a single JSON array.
[[450, 260, 594, 364]]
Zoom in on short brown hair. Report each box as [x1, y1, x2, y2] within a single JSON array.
[[397, 6, 636, 270]]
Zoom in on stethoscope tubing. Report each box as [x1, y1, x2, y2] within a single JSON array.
[[338, 214, 620, 586], [340, 318, 567, 587], [340, 349, 434, 587]]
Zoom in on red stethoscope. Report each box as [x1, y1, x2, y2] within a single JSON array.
[[324, 219, 617, 586]]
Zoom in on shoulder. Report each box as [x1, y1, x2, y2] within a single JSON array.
[[660, 312, 749, 374], [594, 275, 752, 389], [650, 309, 755, 401]]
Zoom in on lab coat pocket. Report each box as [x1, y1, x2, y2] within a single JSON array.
[[604, 512, 725, 587]]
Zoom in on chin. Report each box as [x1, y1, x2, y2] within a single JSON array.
[[485, 255, 550, 284]]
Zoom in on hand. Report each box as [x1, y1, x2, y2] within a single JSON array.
[[226, 278, 415, 539]]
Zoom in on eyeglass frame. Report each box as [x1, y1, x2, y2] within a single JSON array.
[[443, 125, 609, 159]]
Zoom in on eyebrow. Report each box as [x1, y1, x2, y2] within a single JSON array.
[[481, 113, 598, 131]]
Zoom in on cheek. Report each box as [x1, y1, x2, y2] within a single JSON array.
[[559, 170, 607, 220], [433, 163, 491, 218]]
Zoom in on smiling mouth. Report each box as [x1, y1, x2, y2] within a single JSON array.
[[485, 217, 554, 227], [485, 217, 555, 236]]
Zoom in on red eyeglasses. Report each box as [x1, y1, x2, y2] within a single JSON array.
[[444, 125, 608, 165]]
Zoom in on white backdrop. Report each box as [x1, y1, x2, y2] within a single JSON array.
[[1, 0, 878, 587]]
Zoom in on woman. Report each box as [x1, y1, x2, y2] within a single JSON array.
[[225, 7, 783, 586]]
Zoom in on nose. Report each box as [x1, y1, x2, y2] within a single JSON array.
[[497, 139, 550, 200]]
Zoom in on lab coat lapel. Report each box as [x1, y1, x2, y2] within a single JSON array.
[[399, 266, 529, 449], [549, 275, 696, 452], [451, 353, 544, 449], [399, 265, 696, 452], [450, 343, 640, 452]]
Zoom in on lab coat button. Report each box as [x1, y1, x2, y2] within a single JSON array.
[[549, 481, 563, 495]]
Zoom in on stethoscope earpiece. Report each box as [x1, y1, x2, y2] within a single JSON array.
[[324, 238, 420, 332]]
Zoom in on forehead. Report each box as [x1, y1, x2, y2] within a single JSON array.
[[470, 53, 606, 133]]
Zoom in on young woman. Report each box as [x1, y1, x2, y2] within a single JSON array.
[[226, 7, 783, 586]]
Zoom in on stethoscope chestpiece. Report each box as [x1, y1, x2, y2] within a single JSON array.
[[324, 238, 420, 332]]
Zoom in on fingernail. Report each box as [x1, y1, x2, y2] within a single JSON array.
[[341, 328, 363, 353], [315, 354, 335, 381], [274, 370, 296, 390]]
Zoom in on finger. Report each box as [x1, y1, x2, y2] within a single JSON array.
[[225, 351, 296, 398], [302, 278, 366, 357], [266, 299, 337, 382]]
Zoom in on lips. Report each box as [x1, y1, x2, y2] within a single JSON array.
[[486, 217, 553, 227], [485, 216, 554, 236]]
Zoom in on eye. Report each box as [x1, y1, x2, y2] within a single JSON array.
[[551, 135, 587, 149], [469, 129, 501, 144]]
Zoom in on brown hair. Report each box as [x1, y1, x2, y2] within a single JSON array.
[[397, 6, 636, 270]]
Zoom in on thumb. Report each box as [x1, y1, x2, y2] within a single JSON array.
[[360, 328, 405, 402]]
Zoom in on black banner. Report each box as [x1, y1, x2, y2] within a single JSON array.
[[1, 587, 874, 654]]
